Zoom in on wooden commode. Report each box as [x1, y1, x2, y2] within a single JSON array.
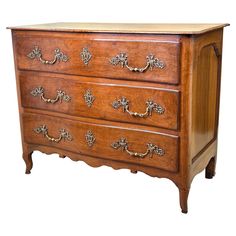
[[9, 23, 229, 213]]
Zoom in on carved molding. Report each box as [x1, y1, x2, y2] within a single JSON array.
[[24, 144, 179, 188]]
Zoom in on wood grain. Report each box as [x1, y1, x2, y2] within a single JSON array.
[[19, 71, 179, 130], [8, 22, 229, 34], [13, 31, 180, 84], [10, 24, 228, 213], [22, 112, 179, 172], [176, 35, 193, 213], [190, 30, 223, 160]]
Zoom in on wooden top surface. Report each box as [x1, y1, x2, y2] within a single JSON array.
[[8, 22, 229, 34]]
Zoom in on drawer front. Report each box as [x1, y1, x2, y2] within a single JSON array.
[[20, 72, 179, 130], [23, 113, 179, 172], [14, 31, 180, 84]]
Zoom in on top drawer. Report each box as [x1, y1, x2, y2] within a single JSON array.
[[13, 31, 180, 84]]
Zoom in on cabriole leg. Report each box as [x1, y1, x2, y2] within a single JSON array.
[[22, 146, 33, 174], [179, 188, 190, 214]]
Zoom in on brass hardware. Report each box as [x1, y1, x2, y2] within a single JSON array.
[[31, 86, 71, 104], [84, 89, 95, 107], [110, 53, 165, 72], [85, 130, 96, 147], [111, 138, 164, 158], [27, 46, 68, 64], [112, 97, 165, 118], [34, 125, 72, 143], [80, 47, 92, 65]]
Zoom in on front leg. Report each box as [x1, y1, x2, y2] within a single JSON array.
[[22, 146, 33, 174], [179, 187, 190, 214]]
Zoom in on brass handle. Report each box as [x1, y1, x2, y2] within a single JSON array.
[[112, 97, 165, 118], [31, 87, 71, 104], [27, 46, 69, 64], [34, 125, 72, 143], [110, 53, 165, 72], [111, 138, 164, 158]]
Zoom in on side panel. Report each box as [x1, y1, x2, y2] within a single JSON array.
[[190, 30, 223, 161]]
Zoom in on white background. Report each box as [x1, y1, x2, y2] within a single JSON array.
[[0, 0, 235, 235]]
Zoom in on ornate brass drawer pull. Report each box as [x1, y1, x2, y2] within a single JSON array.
[[31, 86, 71, 104], [110, 53, 165, 72], [34, 125, 72, 143], [111, 138, 165, 158], [112, 97, 165, 118], [27, 46, 69, 64]]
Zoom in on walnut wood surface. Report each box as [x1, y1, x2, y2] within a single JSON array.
[[13, 31, 180, 84], [8, 22, 229, 34], [23, 112, 179, 172], [177, 35, 192, 213], [190, 30, 223, 159], [10, 24, 228, 213], [20, 71, 179, 130]]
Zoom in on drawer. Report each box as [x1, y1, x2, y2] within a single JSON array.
[[22, 113, 179, 172], [20, 72, 179, 130], [13, 31, 180, 84]]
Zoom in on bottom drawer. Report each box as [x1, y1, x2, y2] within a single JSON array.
[[22, 113, 179, 172]]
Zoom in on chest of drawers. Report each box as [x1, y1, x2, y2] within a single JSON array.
[[9, 23, 229, 213]]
